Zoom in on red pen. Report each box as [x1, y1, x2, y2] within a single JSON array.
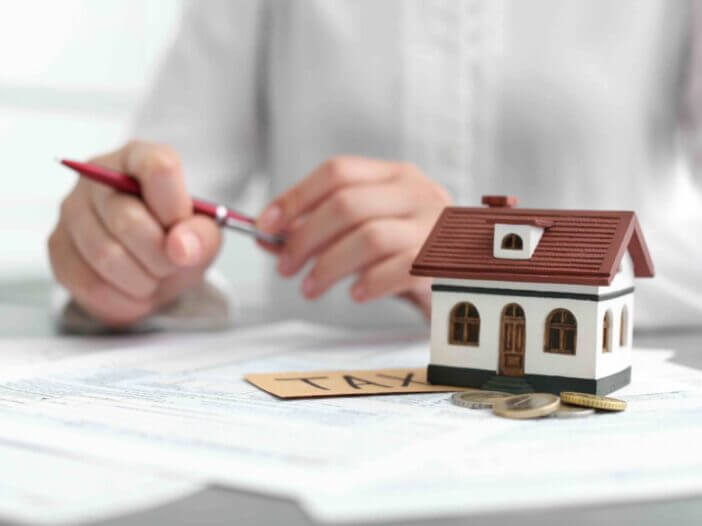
[[59, 159, 284, 245]]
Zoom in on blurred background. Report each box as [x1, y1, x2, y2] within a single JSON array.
[[0, 0, 183, 278]]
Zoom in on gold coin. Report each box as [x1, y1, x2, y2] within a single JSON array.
[[551, 402, 596, 418], [559, 391, 627, 412], [450, 391, 513, 409], [492, 393, 560, 419]]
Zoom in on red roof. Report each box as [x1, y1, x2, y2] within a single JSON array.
[[410, 203, 655, 286]]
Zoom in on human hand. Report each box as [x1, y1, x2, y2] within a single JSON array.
[[256, 157, 452, 318], [48, 141, 222, 327]]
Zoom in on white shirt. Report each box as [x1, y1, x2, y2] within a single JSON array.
[[129, 0, 702, 329]]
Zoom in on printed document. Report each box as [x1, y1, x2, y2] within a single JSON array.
[[0, 321, 700, 523]]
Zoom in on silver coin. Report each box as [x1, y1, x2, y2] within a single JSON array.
[[551, 402, 596, 418], [450, 391, 513, 409], [492, 393, 560, 419]]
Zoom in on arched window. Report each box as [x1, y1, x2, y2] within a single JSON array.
[[449, 302, 480, 346], [603, 310, 612, 353], [501, 233, 523, 250], [620, 306, 628, 347], [544, 309, 577, 355]]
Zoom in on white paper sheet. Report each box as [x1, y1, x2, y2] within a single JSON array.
[[0, 323, 443, 500], [0, 329, 168, 373], [0, 321, 699, 524], [310, 353, 702, 522], [0, 438, 199, 525]]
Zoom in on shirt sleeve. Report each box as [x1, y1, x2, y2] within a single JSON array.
[[132, 0, 269, 201]]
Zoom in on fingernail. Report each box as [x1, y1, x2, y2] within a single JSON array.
[[351, 284, 366, 302], [302, 276, 316, 297], [179, 231, 202, 265], [278, 254, 292, 275], [259, 205, 281, 232]]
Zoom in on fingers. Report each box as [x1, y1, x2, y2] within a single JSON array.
[[87, 140, 214, 272], [154, 265, 212, 307], [91, 141, 191, 227], [277, 184, 417, 276], [49, 213, 217, 328], [48, 141, 223, 328], [257, 157, 399, 234], [351, 250, 430, 304], [256, 215, 307, 255], [300, 219, 417, 299], [254, 156, 451, 314], [165, 215, 221, 268], [94, 191, 176, 278], [62, 194, 158, 300], [48, 221, 156, 327]]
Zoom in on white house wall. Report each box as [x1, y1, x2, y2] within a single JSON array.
[[595, 294, 634, 378], [606, 252, 635, 292], [430, 253, 637, 381], [431, 291, 599, 379]]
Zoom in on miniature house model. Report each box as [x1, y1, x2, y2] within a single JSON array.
[[410, 196, 655, 395]]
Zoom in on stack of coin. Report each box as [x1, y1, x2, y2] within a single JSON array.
[[492, 393, 560, 419], [449, 389, 627, 420], [560, 391, 627, 412], [551, 403, 595, 418], [450, 391, 514, 409]]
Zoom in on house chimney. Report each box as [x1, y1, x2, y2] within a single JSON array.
[[482, 195, 518, 208]]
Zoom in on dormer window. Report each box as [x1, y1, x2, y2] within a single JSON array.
[[501, 234, 523, 250], [490, 220, 551, 260]]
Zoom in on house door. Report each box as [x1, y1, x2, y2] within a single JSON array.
[[499, 303, 525, 376]]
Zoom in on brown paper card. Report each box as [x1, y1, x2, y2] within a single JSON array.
[[244, 367, 475, 399]]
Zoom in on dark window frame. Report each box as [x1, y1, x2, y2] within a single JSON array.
[[449, 302, 480, 346], [543, 308, 577, 355], [603, 310, 612, 353], [501, 233, 523, 250]]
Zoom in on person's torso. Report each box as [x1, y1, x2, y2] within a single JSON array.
[[259, 0, 691, 327]]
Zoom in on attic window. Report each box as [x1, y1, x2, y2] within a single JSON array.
[[492, 222, 545, 259], [501, 234, 523, 250]]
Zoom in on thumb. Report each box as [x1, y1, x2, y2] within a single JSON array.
[[166, 215, 221, 268]]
